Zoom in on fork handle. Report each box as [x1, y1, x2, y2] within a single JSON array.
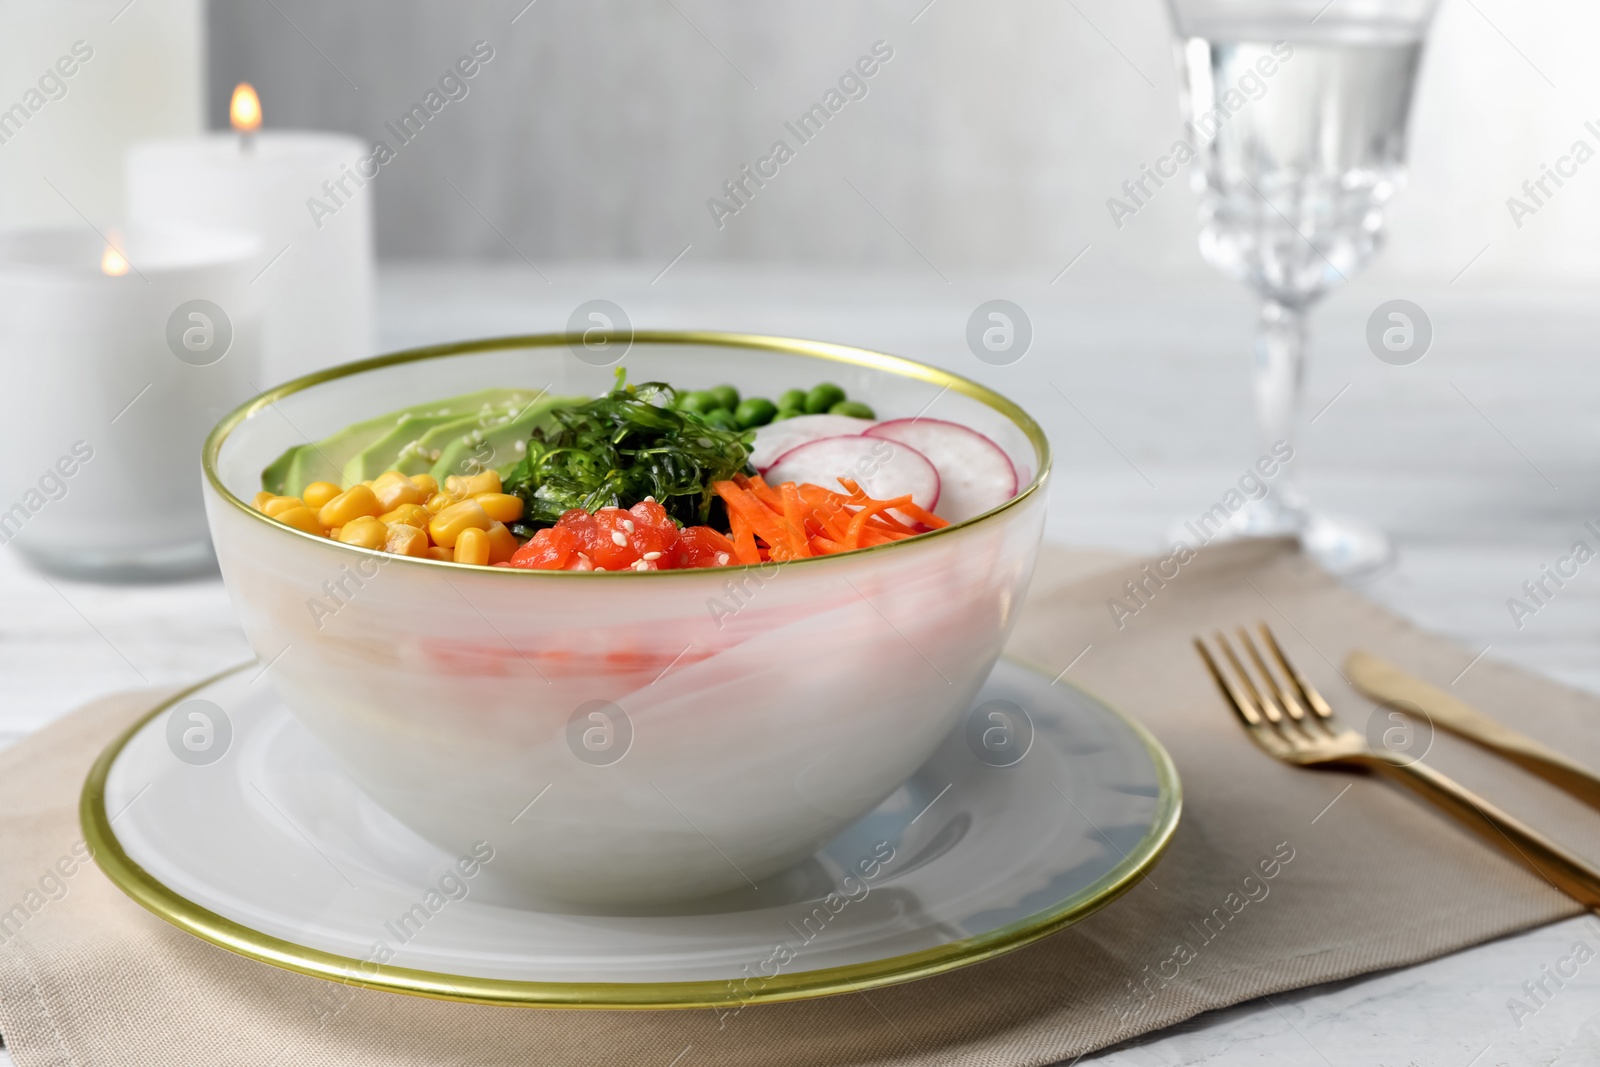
[[1363, 752, 1600, 909]]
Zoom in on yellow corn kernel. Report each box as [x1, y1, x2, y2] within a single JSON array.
[[474, 492, 523, 523], [385, 523, 429, 557], [427, 499, 492, 548], [380, 503, 429, 528], [251, 491, 274, 510], [317, 483, 382, 528], [274, 506, 326, 535], [328, 525, 342, 540], [426, 545, 454, 561], [337, 516, 388, 550], [302, 481, 342, 510], [465, 470, 501, 496], [262, 495, 305, 518], [424, 491, 459, 514], [454, 526, 491, 566], [443, 474, 468, 495], [410, 473, 438, 495], [485, 520, 518, 564], [372, 470, 426, 510]]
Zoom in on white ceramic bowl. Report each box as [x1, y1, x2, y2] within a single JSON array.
[[203, 332, 1050, 906]]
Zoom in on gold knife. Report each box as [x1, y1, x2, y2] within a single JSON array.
[[1346, 650, 1600, 812]]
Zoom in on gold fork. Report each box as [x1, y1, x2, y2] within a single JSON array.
[[1195, 623, 1600, 908]]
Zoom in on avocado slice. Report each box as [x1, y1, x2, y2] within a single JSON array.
[[260, 388, 547, 496], [390, 410, 501, 476], [343, 409, 503, 485], [428, 393, 579, 482]]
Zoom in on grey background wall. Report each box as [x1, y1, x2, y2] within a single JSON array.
[[207, 0, 1600, 284]]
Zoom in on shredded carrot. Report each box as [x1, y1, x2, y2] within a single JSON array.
[[866, 513, 916, 535], [845, 495, 914, 549], [834, 477, 871, 501], [738, 473, 786, 514], [797, 484, 852, 541], [860, 527, 912, 547], [714, 481, 790, 549], [726, 475, 953, 558], [835, 478, 948, 531], [779, 482, 811, 558], [728, 513, 761, 565]]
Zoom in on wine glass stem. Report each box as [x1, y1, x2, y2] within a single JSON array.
[[1254, 298, 1308, 526]]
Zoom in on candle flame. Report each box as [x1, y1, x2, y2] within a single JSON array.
[[230, 82, 262, 134], [100, 242, 130, 277]]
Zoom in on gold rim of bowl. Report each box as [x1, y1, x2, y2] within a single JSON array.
[[82, 657, 1180, 1009], [202, 330, 1054, 577]]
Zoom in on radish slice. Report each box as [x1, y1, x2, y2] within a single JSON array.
[[866, 418, 1017, 522], [764, 435, 940, 520], [751, 414, 875, 473]]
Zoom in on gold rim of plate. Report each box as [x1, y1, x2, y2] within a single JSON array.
[[201, 330, 1054, 578], [81, 658, 1181, 1010]]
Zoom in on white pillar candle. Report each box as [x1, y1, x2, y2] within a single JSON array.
[[0, 223, 260, 579], [0, 0, 202, 227], [126, 127, 374, 386]]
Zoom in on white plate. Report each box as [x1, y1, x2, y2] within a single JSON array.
[[84, 658, 1179, 1008]]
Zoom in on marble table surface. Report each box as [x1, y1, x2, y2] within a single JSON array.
[[4, 262, 1598, 1066]]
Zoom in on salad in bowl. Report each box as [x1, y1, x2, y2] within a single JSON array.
[[204, 332, 1049, 906]]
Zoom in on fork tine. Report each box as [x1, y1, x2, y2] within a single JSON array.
[[1194, 637, 1263, 729], [1216, 631, 1284, 725], [1237, 627, 1312, 725], [1258, 623, 1335, 720]]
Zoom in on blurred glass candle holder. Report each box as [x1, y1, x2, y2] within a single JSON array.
[[0, 223, 260, 579], [126, 84, 373, 387]]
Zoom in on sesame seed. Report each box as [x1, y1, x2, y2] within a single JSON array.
[[642, 551, 662, 560], [622, 519, 635, 533], [644, 495, 656, 503], [633, 560, 650, 571], [716, 552, 730, 565], [594, 566, 606, 572], [611, 531, 628, 546]]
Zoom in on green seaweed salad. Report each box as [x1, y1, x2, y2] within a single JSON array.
[[503, 371, 753, 532]]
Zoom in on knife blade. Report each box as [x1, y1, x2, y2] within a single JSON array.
[[1346, 649, 1600, 812]]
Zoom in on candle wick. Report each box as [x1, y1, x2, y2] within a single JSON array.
[[240, 130, 255, 155]]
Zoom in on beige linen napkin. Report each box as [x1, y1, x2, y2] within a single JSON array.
[[2, 539, 1596, 1066]]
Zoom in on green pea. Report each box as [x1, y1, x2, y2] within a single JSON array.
[[703, 408, 740, 431], [778, 388, 807, 412], [829, 400, 875, 419], [734, 397, 777, 428], [709, 384, 740, 411], [771, 407, 802, 422], [678, 390, 717, 415], [804, 382, 846, 415]]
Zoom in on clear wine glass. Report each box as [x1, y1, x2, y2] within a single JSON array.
[[1163, 0, 1439, 576]]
